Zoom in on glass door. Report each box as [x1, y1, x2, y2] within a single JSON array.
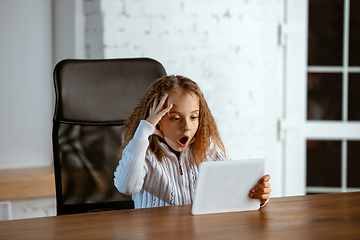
[[306, 0, 360, 194]]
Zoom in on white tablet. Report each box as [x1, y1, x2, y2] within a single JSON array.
[[191, 158, 266, 215]]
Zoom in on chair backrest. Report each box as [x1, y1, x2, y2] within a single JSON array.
[[52, 58, 166, 215]]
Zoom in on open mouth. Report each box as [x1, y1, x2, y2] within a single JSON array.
[[178, 136, 189, 147]]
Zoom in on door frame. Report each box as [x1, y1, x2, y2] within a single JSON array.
[[281, 0, 308, 196]]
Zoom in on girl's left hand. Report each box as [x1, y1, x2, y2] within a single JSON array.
[[249, 174, 271, 205]]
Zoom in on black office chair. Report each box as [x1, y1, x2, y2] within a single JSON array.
[[52, 58, 166, 215]]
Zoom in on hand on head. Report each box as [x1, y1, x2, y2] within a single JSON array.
[[146, 94, 173, 138], [249, 174, 271, 205]]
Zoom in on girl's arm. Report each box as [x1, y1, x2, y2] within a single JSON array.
[[115, 94, 172, 196], [114, 120, 154, 196]]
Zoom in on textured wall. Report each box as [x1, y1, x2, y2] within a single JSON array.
[[85, 0, 280, 163], [10, 197, 56, 220]]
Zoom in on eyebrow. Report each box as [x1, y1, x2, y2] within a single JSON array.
[[169, 110, 199, 114]]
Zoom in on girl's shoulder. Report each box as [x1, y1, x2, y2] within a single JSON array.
[[145, 149, 159, 168]]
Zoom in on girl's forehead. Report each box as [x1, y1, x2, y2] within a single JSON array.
[[168, 91, 198, 101], [167, 91, 199, 109]]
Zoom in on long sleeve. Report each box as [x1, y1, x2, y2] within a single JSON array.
[[114, 120, 154, 196]]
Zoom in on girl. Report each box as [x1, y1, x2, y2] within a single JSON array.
[[114, 75, 271, 209]]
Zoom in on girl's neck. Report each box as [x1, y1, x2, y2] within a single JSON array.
[[159, 138, 181, 159]]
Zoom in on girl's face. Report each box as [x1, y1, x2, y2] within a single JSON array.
[[159, 91, 199, 152]]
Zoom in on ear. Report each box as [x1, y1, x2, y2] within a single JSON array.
[[154, 124, 164, 138]]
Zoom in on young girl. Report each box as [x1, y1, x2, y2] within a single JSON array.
[[114, 75, 271, 209]]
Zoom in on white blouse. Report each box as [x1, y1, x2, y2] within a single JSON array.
[[114, 120, 230, 208]]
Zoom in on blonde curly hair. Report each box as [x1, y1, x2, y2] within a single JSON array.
[[118, 75, 225, 165]]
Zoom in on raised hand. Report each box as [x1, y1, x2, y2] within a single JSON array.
[[146, 94, 173, 138], [249, 174, 271, 205]]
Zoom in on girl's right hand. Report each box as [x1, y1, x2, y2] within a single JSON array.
[[146, 94, 173, 138]]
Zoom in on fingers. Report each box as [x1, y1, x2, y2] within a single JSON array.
[[151, 103, 173, 139], [251, 175, 270, 194], [250, 182, 271, 195], [258, 174, 271, 184], [249, 184, 271, 199], [149, 94, 160, 115], [249, 175, 271, 200], [158, 103, 173, 117], [250, 191, 271, 200], [155, 93, 168, 113], [150, 94, 168, 115], [146, 94, 173, 135], [151, 104, 173, 138]]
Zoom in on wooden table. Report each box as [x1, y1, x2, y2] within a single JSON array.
[[1, 192, 359, 239]]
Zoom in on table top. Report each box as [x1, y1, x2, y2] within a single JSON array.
[[1, 192, 360, 239]]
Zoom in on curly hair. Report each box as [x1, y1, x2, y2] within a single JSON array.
[[118, 75, 225, 165]]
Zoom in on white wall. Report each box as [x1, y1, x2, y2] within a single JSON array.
[[85, 0, 283, 197], [0, 0, 56, 220], [53, 0, 86, 63], [0, 0, 53, 169]]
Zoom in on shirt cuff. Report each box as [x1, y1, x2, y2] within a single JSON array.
[[133, 120, 155, 140], [260, 197, 270, 208]]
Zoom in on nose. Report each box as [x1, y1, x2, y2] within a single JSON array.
[[183, 120, 190, 132]]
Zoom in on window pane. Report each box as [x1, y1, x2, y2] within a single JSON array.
[[307, 140, 341, 187], [349, 0, 360, 66], [347, 141, 360, 188], [348, 74, 360, 121], [308, 0, 344, 66], [307, 73, 342, 120]]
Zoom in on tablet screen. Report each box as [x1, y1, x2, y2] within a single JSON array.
[[191, 159, 266, 215]]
